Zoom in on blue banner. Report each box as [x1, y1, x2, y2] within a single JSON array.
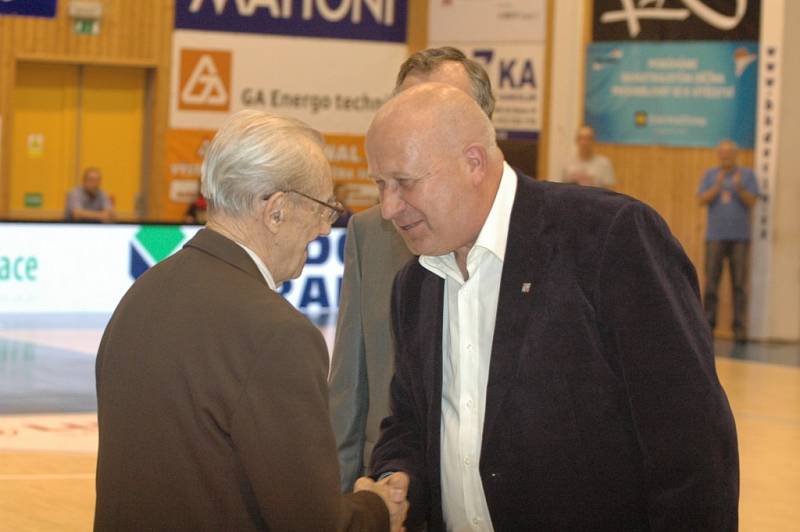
[[585, 42, 758, 147], [175, 0, 407, 43], [0, 0, 57, 17]]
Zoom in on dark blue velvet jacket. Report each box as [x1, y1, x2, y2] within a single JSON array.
[[371, 173, 739, 531]]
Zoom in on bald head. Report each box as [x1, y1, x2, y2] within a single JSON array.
[[365, 83, 503, 263], [368, 82, 496, 160]]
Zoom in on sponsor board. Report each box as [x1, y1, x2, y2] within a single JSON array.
[[0, 0, 57, 18], [467, 44, 545, 139], [0, 223, 345, 315], [585, 41, 758, 147], [429, 0, 546, 43], [170, 31, 403, 132], [593, 0, 760, 41], [0, 413, 98, 453], [175, 0, 407, 43]]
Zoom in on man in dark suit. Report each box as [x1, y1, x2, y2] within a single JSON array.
[[94, 110, 406, 531], [366, 84, 739, 530]]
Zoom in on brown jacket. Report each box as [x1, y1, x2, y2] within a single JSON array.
[[95, 228, 388, 531]]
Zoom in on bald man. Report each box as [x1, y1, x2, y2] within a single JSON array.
[[697, 140, 759, 343], [368, 84, 739, 531]]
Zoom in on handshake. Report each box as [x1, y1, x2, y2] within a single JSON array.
[[354, 472, 410, 532]]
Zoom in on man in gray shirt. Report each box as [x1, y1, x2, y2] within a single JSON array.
[[65, 167, 114, 222], [329, 47, 496, 491]]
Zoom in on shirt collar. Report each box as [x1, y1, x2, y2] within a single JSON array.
[[474, 161, 517, 262], [236, 242, 278, 291], [420, 161, 517, 280]]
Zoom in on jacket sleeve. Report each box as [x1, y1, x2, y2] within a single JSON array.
[[231, 317, 388, 531], [369, 268, 430, 529], [329, 217, 370, 492], [595, 201, 739, 531]]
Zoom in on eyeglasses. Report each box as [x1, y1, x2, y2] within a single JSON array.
[[286, 189, 345, 225]]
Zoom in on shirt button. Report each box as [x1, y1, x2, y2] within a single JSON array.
[[464, 457, 472, 467], [472, 517, 480, 526], [466, 344, 473, 351], [466, 399, 474, 409]]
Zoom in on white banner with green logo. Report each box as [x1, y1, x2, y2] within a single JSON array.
[[0, 223, 344, 315]]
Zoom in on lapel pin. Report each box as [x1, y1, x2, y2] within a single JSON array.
[[521, 282, 532, 294]]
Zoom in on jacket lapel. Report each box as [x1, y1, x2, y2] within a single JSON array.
[[421, 271, 445, 525], [482, 174, 554, 445]]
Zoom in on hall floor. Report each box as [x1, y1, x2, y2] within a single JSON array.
[[0, 313, 797, 531]]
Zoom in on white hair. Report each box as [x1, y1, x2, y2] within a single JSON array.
[[201, 109, 329, 216]]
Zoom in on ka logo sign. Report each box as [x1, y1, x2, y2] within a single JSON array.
[[179, 49, 232, 112]]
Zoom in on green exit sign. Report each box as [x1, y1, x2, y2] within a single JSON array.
[[24, 192, 43, 208], [74, 18, 99, 35]]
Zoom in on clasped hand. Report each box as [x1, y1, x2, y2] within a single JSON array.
[[354, 472, 409, 532]]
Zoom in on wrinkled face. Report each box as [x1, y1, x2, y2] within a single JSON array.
[[717, 143, 737, 170], [367, 127, 477, 257], [82, 171, 101, 196], [278, 183, 336, 282]]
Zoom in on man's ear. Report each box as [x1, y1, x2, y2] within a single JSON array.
[[463, 143, 488, 185], [260, 192, 286, 235]]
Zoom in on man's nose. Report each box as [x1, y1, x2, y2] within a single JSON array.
[[318, 218, 332, 237], [379, 187, 404, 221]]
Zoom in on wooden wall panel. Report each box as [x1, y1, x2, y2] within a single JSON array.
[[0, 0, 173, 218], [407, 0, 428, 55]]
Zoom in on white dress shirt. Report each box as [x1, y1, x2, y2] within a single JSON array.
[[237, 243, 278, 291], [419, 162, 517, 532]]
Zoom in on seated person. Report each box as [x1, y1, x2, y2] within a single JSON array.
[[65, 167, 114, 222], [184, 194, 208, 224]]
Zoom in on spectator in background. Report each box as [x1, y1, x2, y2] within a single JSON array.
[[698, 139, 760, 344], [562, 125, 616, 188], [184, 194, 208, 225], [65, 167, 114, 222]]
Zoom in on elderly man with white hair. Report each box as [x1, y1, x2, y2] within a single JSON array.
[[94, 110, 407, 531]]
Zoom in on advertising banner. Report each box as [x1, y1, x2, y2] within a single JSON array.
[[170, 31, 401, 133], [585, 41, 758, 147], [175, 0, 406, 43], [593, 0, 760, 41], [429, 0, 546, 43], [0, 0, 57, 17], [428, 0, 546, 172], [164, 2, 408, 220], [465, 44, 545, 140], [748, 0, 783, 339], [0, 223, 345, 315]]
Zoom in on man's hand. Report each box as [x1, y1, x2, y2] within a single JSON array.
[[731, 170, 742, 188], [354, 473, 409, 532]]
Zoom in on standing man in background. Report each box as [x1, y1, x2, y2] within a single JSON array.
[[698, 139, 760, 343], [65, 167, 114, 222], [328, 46, 496, 492], [561, 125, 615, 188]]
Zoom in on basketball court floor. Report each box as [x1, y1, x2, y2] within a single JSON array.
[[1, 312, 798, 531]]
